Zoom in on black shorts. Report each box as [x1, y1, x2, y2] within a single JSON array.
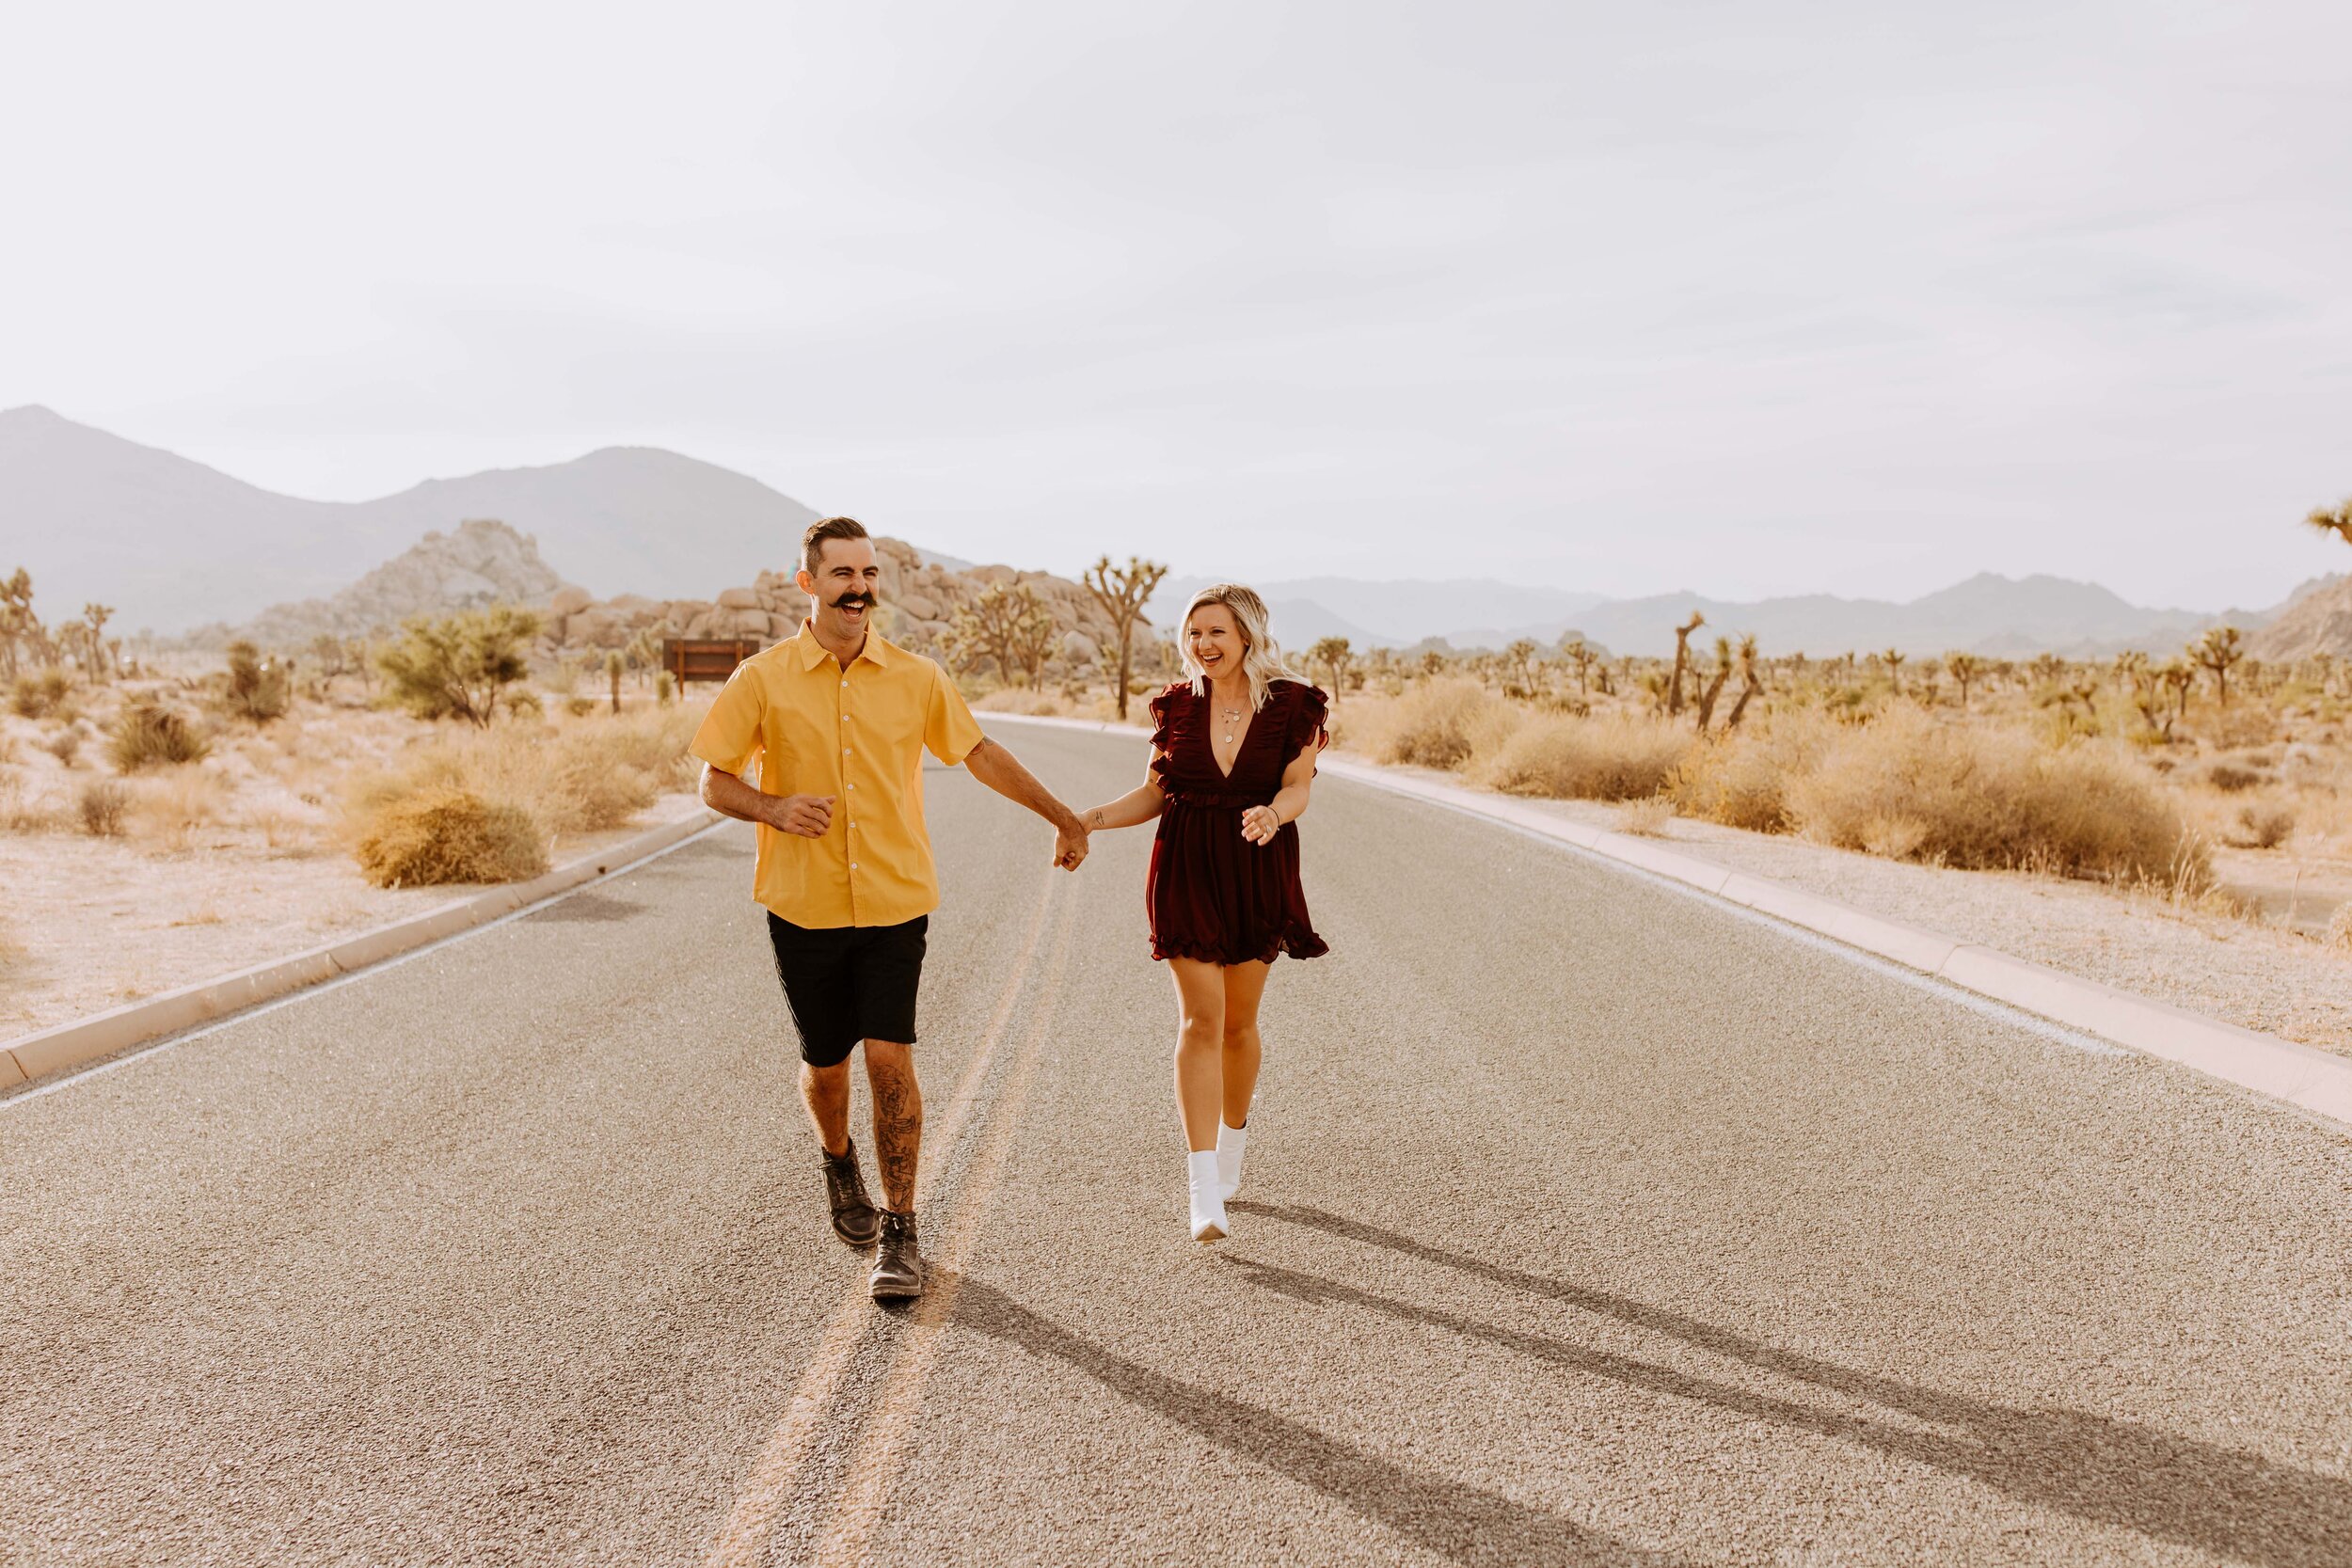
[[765, 912, 929, 1069]]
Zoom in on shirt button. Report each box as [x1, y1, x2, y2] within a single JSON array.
[[843, 748, 851, 755], [850, 862, 859, 870]]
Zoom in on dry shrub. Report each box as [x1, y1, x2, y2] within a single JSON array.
[[1668, 709, 1837, 832], [1356, 678, 1520, 769], [108, 698, 210, 772], [2328, 902, 2352, 954], [2229, 800, 2296, 850], [78, 779, 130, 837], [1785, 706, 2205, 884], [135, 769, 229, 851], [973, 688, 1074, 717], [354, 787, 548, 888], [1615, 797, 1673, 836], [2203, 761, 2265, 793], [41, 729, 79, 767], [1474, 712, 1691, 800], [0, 768, 58, 832], [344, 707, 699, 855]]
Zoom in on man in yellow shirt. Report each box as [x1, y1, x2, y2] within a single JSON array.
[[692, 516, 1088, 1301]]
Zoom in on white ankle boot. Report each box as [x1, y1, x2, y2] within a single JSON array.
[[1216, 1120, 1247, 1202], [1186, 1149, 1228, 1243]]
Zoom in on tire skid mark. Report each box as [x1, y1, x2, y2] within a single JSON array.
[[702, 863, 1063, 1568], [813, 898, 1079, 1562]]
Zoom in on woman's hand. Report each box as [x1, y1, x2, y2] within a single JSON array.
[[1241, 805, 1281, 845]]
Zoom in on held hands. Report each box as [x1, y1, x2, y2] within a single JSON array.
[[1241, 805, 1281, 846], [1054, 816, 1090, 872], [768, 793, 835, 838]]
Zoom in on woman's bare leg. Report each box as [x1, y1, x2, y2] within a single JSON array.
[[1168, 958, 1227, 1152], [1219, 960, 1270, 1128]]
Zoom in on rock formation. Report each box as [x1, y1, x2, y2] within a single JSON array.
[[2249, 574, 2352, 661], [540, 536, 1137, 683], [205, 519, 571, 649]]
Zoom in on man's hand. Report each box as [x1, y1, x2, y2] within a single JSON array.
[[1054, 817, 1089, 871], [767, 793, 835, 838]]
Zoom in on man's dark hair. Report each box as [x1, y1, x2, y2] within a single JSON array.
[[802, 515, 871, 573]]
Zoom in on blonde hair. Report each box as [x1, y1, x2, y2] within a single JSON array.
[[1180, 583, 1295, 711]]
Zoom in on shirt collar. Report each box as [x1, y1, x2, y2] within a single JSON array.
[[795, 618, 892, 672]]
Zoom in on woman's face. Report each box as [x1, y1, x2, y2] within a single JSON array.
[[1186, 603, 1247, 679]]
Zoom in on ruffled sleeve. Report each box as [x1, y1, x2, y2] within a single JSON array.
[[1147, 682, 1189, 789], [1281, 682, 1330, 775]]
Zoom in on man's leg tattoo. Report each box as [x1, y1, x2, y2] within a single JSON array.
[[867, 1046, 923, 1213]]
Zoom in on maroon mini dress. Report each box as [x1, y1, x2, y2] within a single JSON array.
[[1146, 677, 1331, 966]]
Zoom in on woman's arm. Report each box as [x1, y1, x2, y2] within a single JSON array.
[[1080, 759, 1167, 832], [1241, 746, 1317, 846]]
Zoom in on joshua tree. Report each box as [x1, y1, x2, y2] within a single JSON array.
[[1667, 611, 1705, 715], [1007, 587, 1057, 689], [1878, 647, 1906, 696], [1692, 636, 1735, 732], [1307, 636, 1354, 699], [1, 567, 42, 680], [79, 604, 114, 677], [1081, 555, 1168, 721], [1559, 635, 1596, 695], [945, 581, 1033, 688], [2192, 625, 2246, 706], [2161, 658, 2195, 722], [2305, 498, 2352, 547], [1944, 652, 1980, 709], [606, 650, 625, 714], [1723, 635, 1764, 731]]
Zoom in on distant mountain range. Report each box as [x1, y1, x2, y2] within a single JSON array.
[[2, 404, 2334, 656], [0, 404, 822, 634], [1151, 570, 2311, 659]]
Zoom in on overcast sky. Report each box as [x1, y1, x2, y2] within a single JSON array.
[[6, 1, 2350, 609]]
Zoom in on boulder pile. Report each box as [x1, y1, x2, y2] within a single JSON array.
[[542, 536, 1136, 679]]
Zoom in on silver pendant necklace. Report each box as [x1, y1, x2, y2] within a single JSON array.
[[1220, 704, 1243, 744]]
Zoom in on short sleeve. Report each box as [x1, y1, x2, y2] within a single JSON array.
[[925, 664, 985, 766], [691, 664, 767, 777], [1283, 683, 1330, 774], [1147, 683, 1187, 785]]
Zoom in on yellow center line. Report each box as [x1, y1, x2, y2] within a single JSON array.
[[813, 900, 1079, 1562], [702, 863, 1062, 1568]]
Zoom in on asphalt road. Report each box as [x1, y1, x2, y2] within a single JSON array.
[[5, 720, 2351, 1567]]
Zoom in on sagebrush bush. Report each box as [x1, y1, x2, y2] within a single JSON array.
[[354, 787, 548, 888], [1473, 712, 1692, 801], [1357, 678, 1519, 769], [1784, 706, 2205, 884], [77, 779, 129, 837], [2231, 800, 2296, 849], [1668, 709, 1838, 832], [222, 641, 291, 722], [107, 698, 210, 771]]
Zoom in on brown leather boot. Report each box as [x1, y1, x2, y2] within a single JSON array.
[[821, 1140, 881, 1249], [869, 1211, 926, 1300]]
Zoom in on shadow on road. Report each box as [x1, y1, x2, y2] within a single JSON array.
[[1232, 1202, 2351, 1568], [945, 1275, 1701, 1568], [521, 891, 651, 924]]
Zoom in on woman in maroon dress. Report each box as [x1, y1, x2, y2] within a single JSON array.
[[1078, 583, 1328, 1242]]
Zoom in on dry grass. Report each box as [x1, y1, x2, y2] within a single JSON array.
[[1668, 709, 1840, 832], [77, 779, 130, 838], [1615, 797, 1674, 836], [1348, 678, 1522, 769], [354, 787, 548, 889], [2329, 902, 2352, 953], [1784, 706, 2206, 885], [1474, 712, 1692, 801], [973, 688, 1077, 717], [135, 769, 230, 852], [108, 698, 210, 771], [343, 705, 701, 878]]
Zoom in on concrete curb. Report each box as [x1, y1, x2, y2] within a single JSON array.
[[2, 809, 726, 1091], [979, 710, 2352, 1129]]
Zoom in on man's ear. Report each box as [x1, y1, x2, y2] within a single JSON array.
[[795, 566, 816, 597]]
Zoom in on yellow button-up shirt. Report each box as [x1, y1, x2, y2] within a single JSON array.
[[690, 623, 985, 928]]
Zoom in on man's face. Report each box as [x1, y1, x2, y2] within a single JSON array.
[[797, 537, 882, 640]]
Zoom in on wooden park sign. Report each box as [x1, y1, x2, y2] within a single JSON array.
[[662, 638, 763, 691]]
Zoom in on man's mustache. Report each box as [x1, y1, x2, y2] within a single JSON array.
[[830, 591, 879, 610]]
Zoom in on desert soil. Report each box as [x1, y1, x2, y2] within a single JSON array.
[[1427, 774, 2352, 1056], [0, 790, 707, 1039]]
